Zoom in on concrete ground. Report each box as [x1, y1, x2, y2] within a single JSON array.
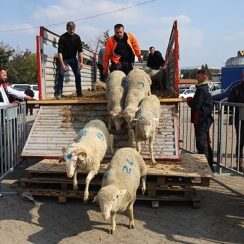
[[0, 108, 243, 244]]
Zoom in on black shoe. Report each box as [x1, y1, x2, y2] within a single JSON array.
[[54, 92, 62, 99], [77, 93, 83, 98]]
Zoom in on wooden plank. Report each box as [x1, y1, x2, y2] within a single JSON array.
[[25, 153, 213, 178]]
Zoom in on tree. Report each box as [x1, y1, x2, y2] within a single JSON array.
[[95, 30, 109, 53], [0, 41, 15, 66], [7, 49, 37, 84]]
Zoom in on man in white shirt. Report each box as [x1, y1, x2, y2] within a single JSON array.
[[0, 66, 32, 105]]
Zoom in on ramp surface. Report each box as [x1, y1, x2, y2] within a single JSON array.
[[21, 103, 180, 160]]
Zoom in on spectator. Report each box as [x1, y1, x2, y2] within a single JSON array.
[[227, 69, 244, 172], [187, 69, 214, 172], [103, 23, 142, 76], [0, 66, 32, 105], [97, 45, 106, 82], [147, 46, 165, 70], [25, 85, 35, 115], [55, 21, 84, 99]]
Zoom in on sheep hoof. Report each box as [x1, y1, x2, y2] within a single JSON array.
[[129, 223, 134, 229], [142, 188, 146, 195], [110, 229, 114, 234], [83, 197, 89, 203], [152, 160, 157, 165]]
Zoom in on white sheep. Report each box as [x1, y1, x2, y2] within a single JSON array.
[[92, 80, 106, 91], [133, 95, 161, 165], [94, 147, 147, 234], [106, 70, 126, 132], [122, 69, 152, 145], [61, 119, 113, 202]]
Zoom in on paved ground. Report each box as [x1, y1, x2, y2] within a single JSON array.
[[0, 108, 243, 244]]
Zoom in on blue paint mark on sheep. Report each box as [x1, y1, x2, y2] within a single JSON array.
[[96, 132, 105, 141], [66, 153, 72, 160], [127, 159, 134, 166], [137, 81, 144, 90], [122, 165, 132, 174], [79, 130, 87, 138]]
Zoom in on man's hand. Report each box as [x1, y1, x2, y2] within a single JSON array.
[[61, 64, 69, 72], [24, 96, 33, 101], [187, 97, 193, 102], [79, 62, 84, 70], [138, 56, 143, 63]]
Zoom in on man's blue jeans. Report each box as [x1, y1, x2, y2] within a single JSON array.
[[56, 58, 82, 96]]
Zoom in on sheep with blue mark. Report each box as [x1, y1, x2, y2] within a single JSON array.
[[94, 147, 147, 234], [60, 119, 114, 202], [122, 68, 152, 145], [133, 95, 161, 165], [106, 70, 126, 132]]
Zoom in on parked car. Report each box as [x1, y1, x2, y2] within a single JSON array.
[[179, 88, 195, 98], [11, 84, 39, 100], [212, 80, 241, 102]]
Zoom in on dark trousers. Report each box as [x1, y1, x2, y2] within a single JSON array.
[[97, 63, 106, 82], [194, 123, 214, 169], [235, 121, 244, 161], [26, 104, 34, 115], [56, 58, 82, 95], [110, 61, 133, 75]]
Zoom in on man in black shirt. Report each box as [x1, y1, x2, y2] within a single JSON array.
[[147, 46, 165, 70], [55, 21, 84, 99]]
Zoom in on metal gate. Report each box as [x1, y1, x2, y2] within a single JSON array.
[[179, 100, 244, 175], [0, 102, 26, 181]]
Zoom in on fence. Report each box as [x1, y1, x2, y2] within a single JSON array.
[[179, 100, 244, 175], [0, 102, 26, 181]]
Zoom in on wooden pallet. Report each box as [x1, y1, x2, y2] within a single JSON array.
[[20, 153, 213, 208]]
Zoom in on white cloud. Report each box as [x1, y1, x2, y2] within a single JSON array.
[[161, 15, 191, 25], [180, 27, 203, 48]]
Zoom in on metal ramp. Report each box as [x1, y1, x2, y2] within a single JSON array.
[[21, 102, 180, 160]]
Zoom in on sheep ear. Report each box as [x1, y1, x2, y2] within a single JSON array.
[[62, 147, 68, 153], [117, 189, 127, 197], [58, 155, 65, 163], [92, 195, 98, 203], [74, 148, 87, 157]]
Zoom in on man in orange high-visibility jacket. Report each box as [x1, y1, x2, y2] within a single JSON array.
[[103, 23, 142, 76]]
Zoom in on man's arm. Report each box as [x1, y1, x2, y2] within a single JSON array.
[[128, 32, 142, 62], [102, 39, 112, 74], [7, 86, 32, 101], [78, 51, 84, 69], [58, 36, 69, 72]]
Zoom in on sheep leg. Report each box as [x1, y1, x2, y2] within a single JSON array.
[[127, 201, 135, 229], [110, 212, 116, 234], [141, 175, 147, 195], [83, 170, 97, 202], [136, 140, 142, 154], [109, 134, 114, 155], [73, 169, 78, 190], [149, 136, 157, 165], [108, 117, 112, 131], [128, 129, 134, 147]]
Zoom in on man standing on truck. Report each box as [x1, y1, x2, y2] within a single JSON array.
[[227, 69, 244, 172], [0, 66, 32, 105], [55, 21, 84, 99], [103, 23, 142, 76], [187, 69, 214, 172], [147, 46, 165, 70]]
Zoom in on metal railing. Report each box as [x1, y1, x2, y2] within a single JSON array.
[[179, 100, 244, 175], [0, 102, 26, 182]]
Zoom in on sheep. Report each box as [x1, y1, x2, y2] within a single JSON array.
[[106, 70, 126, 132], [92, 80, 106, 91], [122, 68, 152, 145], [134, 95, 161, 165], [61, 119, 114, 202], [94, 147, 147, 234]]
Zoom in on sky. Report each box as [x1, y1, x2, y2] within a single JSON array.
[[1, 0, 244, 68]]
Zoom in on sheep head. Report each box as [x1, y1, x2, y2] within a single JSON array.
[[97, 185, 127, 220], [62, 147, 87, 178], [109, 111, 124, 132]]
